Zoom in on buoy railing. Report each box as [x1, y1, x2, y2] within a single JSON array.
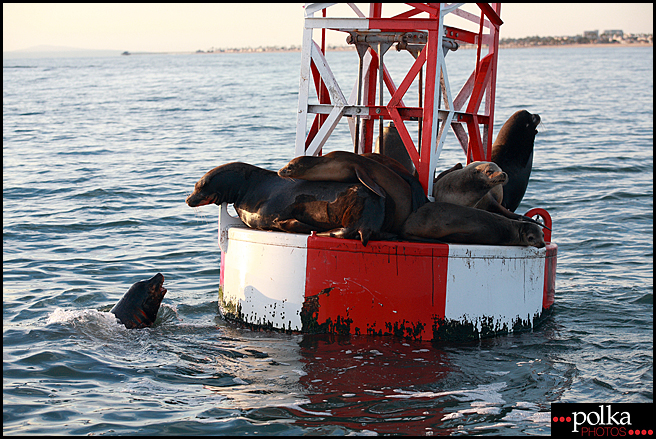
[[296, 3, 502, 197]]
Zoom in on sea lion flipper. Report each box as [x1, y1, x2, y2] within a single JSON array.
[[275, 219, 317, 234], [355, 167, 386, 198]]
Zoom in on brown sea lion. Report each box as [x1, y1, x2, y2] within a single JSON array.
[[186, 162, 386, 246], [433, 161, 549, 229], [111, 273, 167, 329], [374, 122, 415, 175], [361, 152, 428, 212], [278, 151, 412, 233], [491, 110, 541, 212], [433, 161, 507, 208], [400, 202, 546, 248]]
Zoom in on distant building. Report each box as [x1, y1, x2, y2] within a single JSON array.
[[583, 30, 599, 40], [602, 29, 624, 39]]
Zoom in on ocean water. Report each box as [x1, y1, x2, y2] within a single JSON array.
[[3, 46, 652, 435]]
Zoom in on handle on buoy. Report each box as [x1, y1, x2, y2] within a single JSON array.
[[524, 208, 552, 242]]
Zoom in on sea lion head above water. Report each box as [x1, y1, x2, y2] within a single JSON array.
[[110, 273, 167, 329]]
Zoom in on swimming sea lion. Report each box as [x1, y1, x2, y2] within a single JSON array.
[[111, 273, 167, 329], [491, 110, 541, 212], [400, 202, 546, 248], [278, 151, 412, 233], [186, 162, 386, 246]]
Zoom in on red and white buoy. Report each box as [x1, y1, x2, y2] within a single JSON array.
[[217, 4, 557, 342]]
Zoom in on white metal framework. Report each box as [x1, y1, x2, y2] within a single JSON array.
[[295, 3, 502, 197]]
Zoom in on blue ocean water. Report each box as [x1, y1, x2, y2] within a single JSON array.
[[3, 46, 653, 435]]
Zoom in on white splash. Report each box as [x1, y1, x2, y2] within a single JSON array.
[[46, 307, 119, 327]]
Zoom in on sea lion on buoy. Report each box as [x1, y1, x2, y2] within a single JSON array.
[[433, 161, 550, 229], [278, 151, 412, 233], [362, 152, 428, 212], [433, 161, 507, 208], [111, 273, 167, 329], [400, 202, 545, 248], [186, 162, 387, 246], [374, 122, 415, 175], [491, 110, 541, 212]]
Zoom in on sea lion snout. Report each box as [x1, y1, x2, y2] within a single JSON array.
[[521, 223, 546, 248], [186, 192, 209, 207], [277, 156, 314, 178], [277, 167, 293, 178], [149, 273, 167, 298], [492, 171, 508, 186]]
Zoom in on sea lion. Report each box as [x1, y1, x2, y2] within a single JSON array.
[[433, 161, 507, 208], [374, 122, 415, 175], [361, 152, 428, 212], [433, 161, 549, 229], [400, 202, 546, 248], [186, 162, 387, 246], [111, 273, 167, 329], [491, 110, 541, 212], [278, 151, 412, 233]]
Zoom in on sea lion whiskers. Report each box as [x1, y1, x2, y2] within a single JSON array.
[[185, 190, 212, 223]]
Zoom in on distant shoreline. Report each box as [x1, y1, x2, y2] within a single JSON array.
[[4, 42, 651, 60], [196, 41, 653, 54], [187, 41, 653, 55], [497, 42, 653, 50]]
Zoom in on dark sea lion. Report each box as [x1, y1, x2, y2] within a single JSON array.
[[374, 122, 415, 175], [433, 161, 507, 208], [401, 202, 545, 248], [111, 273, 167, 329], [433, 161, 550, 229], [186, 162, 386, 246], [491, 110, 541, 212], [361, 152, 428, 212], [278, 151, 412, 233]]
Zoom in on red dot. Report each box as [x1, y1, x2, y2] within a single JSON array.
[[648, 430, 653, 435], [629, 430, 634, 435], [642, 431, 647, 436], [553, 416, 558, 422], [560, 417, 565, 422], [566, 416, 571, 422], [636, 431, 641, 436]]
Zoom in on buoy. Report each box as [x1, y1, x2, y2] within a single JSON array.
[[217, 4, 557, 342]]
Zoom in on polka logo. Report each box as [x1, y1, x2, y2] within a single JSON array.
[[552, 403, 653, 437]]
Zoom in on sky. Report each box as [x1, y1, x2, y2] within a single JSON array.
[[3, 3, 653, 53]]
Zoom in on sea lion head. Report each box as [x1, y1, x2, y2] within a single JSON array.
[[498, 110, 541, 143], [186, 163, 253, 207], [470, 161, 508, 187], [278, 154, 353, 182], [186, 166, 223, 207], [137, 273, 167, 320], [520, 222, 546, 248], [111, 273, 167, 329]]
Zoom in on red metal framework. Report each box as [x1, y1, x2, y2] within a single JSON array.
[[295, 3, 502, 197]]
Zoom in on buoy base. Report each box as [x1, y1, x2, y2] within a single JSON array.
[[217, 212, 557, 343]]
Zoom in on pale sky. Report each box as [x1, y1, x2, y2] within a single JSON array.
[[3, 3, 653, 53]]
